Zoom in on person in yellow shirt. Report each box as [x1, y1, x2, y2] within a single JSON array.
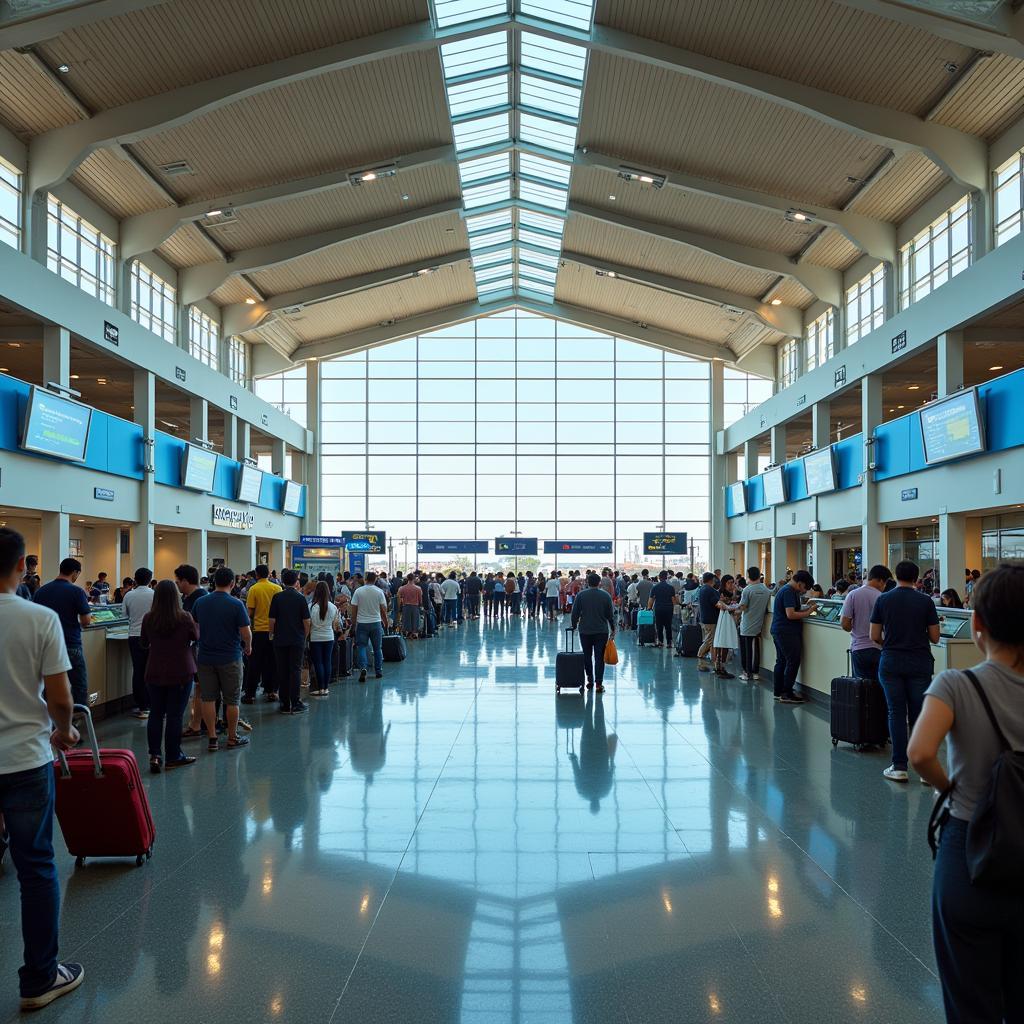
[[243, 564, 281, 703]]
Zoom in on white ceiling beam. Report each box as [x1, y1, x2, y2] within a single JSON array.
[[121, 144, 456, 258], [569, 201, 843, 306], [0, 0, 169, 51], [563, 250, 802, 337], [576, 148, 896, 264], [178, 200, 461, 305], [224, 250, 471, 336], [828, 0, 1024, 61]]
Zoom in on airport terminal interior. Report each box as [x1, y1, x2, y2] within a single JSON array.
[[1, 0, 1024, 1021]]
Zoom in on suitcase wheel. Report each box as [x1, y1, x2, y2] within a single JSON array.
[[75, 856, 84, 868], [136, 854, 144, 867]]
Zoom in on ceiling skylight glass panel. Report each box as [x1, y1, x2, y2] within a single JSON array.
[[519, 112, 577, 155], [518, 152, 571, 187], [518, 262, 558, 285], [478, 277, 514, 295], [519, 227, 563, 251], [519, 209, 565, 236], [520, 281, 555, 300], [458, 151, 511, 186], [473, 246, 513, 268], [464, 178, 512, 208], [440, 32, 509, 79], [434, 0, 509, 28], [475, 262, 515, 283], [520, 75, 582, 120], [446, 73, 509, 118], [520, 32, 587, 83], [519, 178, 568, 211], [518, 245, 559, 269], [452, 111, 511, 151], [519, 0, 595, 31], [467, 209, 513, 234]]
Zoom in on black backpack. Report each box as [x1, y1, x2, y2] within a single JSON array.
[[928, 669, 1024, 889]]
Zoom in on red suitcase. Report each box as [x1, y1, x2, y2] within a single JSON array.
[[53, 705, 155, 867]]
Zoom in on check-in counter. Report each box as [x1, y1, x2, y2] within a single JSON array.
[[82, 604, 133, 715], [756, 598, 978, 700]]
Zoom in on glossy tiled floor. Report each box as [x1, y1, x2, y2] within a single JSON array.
[[0, 617, 946, 1023]]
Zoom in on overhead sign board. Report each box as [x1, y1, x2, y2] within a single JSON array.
[[417, 540, 489, 554], [212, 505, 254, 531], [342, 530, 385, 554], [300, 535, 343, 546], [543, 540, 613, 555], [643, 532, 688, 555], [495, 537, 538, 555]]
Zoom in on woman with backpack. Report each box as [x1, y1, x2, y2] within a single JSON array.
[[909, 563, 1024, 1023]]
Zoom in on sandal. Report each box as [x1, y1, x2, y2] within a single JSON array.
[[227, 736, 250, 749], [181, 727, 202, 739], [208, 738, 219, 752]]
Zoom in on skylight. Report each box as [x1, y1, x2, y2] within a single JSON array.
[[473, 246, 514, 268], [519, 152, 571, 186], [458, 151, 511, 186], [519, 179, 568, 211], [519, 0, 595, 32], [452, 111, 512, 151], [440, 32, 509, 78], [433, 0, 509, 28], [446, 73, 510, 118], [464, 178, 513, 208], [520, 32, 586, 82], [519, 75, 582, 120], [518, 112, 577, 155]]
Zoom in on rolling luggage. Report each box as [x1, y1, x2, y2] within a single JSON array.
[[556, 627, 586, 693], [54, 705, 155, 867], [332, 635, 354, 679], [636, 609, 656, 647], [676, 623, 702, 657], [830, 675, 888, 751], [382, 631, 407, 662]]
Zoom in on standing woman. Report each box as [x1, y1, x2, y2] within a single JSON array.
[[308, 581, 339, 696], [506, 572, 520, 617], [492, 573, 506, 619], [712, 574, 740, 679], [140, 579, 198, 773], [908, 563, 1024, 1024]]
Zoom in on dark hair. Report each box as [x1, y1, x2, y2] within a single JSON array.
[[895, 560, 919, 583], [0, 527, 25, 577], [97, 572, 107, 580], [213, 566, 235, 588], [834, 579, 850, 594], [659, 570, 668, 580], [940, 588, 963, 608], [720, 574, 735, 593], [971, 564, 1024, 645], [312, 580, 330, 620], [867, 564, 892, 582], [256, 563, 270, 579], [366, 571, 377, 583], [747, 567, 761, 580], [134, 566, 153, 586], [791, 570, 814, 587], [144, 579, 189, 636], [174, 563, 199, 586], [587, 573, 600, 587], [299, 572, 309, 586], [59, 557, 82, 576], [702, 572, 716, 583], [281, 568, 298, 587]]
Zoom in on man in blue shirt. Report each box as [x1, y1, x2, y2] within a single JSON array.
[[32, 559, 92, 706], [648, 571, 678, 648], [770, 569, 816, 703]]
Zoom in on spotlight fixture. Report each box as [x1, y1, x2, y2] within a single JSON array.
[[97, 378, 107, 385], [70, 374, 79, 379], [896, 404, 905, 409], [617, 167, 666, 189], [416, 267, 435, 276], [0, 367, 7, 372], [401, 194, 410, 201], [348, 164, 398, 186], [990, 364, 1004, 371], [907, 384, 920, 390], [57, 63, 71, 74], [207, 209, 223, 218], [770, 298, 783, 306], [595, 269, 618, 278], [245, 297, 257, 305], [608, 194, 616, 201], [785, 209, 814, 224]]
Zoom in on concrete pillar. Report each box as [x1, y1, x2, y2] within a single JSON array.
[[770, 535, 787, 584], [42, 326, 70, 390], [938, 512, 966, 595], [271, 438, 287, 478], [742, 540, 760, 576], [709, 360, 728, 573], [187, 529, 208, 577], [742, 439, 759, 480], [116, 259, 133, 315], [190, 397, 208, 444], [971, 190, 991, 262], [304, 359, 321, 534], [24, 189, 47, 265], [883, 261, 897, 319], [41, 511, 69, 579], [176, 303, 190, 352], [861, 374, 886, 572], [811, 399, 831, 449], [133, 369, 156, 571], [262, 538, 287, 573], [223, 412, 238, 461], [811, 530, 833, 586], [227, 534, 257, 574], [770, 423, 787, 465], [236, 419, 251, 463], [937, 330, 964, 398]]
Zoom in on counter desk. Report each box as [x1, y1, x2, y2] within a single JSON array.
[[754, 598, 977, 701], [82, 604, 134, 717]]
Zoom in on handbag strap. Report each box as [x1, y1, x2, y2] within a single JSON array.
[[927, 783, 954, 859], [963, 669, 1012, 753]]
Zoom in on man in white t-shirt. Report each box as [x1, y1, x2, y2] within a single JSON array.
[[441, 573, 461, 628], [0, 528, 84, 1011], [122, 567, 155, 719], [346, 571, 390, 682], [544, 573, 562, 622]]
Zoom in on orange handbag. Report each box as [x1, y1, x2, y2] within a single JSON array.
[[604, 637, 618, 665]]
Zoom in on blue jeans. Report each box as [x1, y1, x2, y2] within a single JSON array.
[[146, 681, 192, 760], [933, 817, 1024, 1022], [444, 599, 458, 624], [0, 765, 61, 997], [850, 646, 881, 682], [878, 652, 932, 770], [771, 631, 802, 697], [65, 646, 88, 707], [309, 639, 334, 690], [354, 622, 384, 673]]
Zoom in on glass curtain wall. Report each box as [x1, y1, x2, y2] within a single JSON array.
[[318, 309, 743, 571]]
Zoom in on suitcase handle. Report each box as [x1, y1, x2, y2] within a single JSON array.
[[565, 626, 576, 652], [56, 703, 103, 779]]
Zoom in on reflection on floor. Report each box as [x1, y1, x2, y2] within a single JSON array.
[[0, 619, 945, 1023]]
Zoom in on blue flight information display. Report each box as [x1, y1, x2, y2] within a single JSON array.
[[919, 389, 986, 465], [417, 540, 489, 554], [643, 532, 688, 555], [20, 386, 92, 463], [342, 530, 386, 553], [282, 480, 303, 515], [543, 540, 614, 554], [495, 537, 538, 555]]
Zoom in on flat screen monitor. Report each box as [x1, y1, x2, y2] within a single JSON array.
[[20, 386, 92, 463], [236, 464, 263, 504], [919, 389, 986, 465], [282, 480, 302, 515], [727, 480, 746, 515], [762, 465, 787, 506], [181, 444, 218, 492], [803, 446, 836, 496]]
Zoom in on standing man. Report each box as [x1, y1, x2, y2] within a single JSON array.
[[192, 567, 251, 752], [647, 570, 678, 648], [348, 571, 390, 683], [441, 572, 461, 628], [841, 563, 891, 681], [122, 567, 154, 719], [32, 558, 93, 707], [696, 572, 720, 671], [174, 563, 205, 738], [737, 567, 770, 682], [544, 572, 561, 622], [0, 528, 84, 1011], [770, 569, 816, 703], [464, 571, 482, 620], [870, 560, 940, 782], [243, 564, 281, 705], [571, 573, 616, 693], [268, 569, 311, 715], [15, 554, 39, 600]]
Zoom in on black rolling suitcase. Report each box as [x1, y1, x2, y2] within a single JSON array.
[[332, 636, 353, 679], [382, 631, 407, 663], [830, 675, 888, 751], [556, 628, 586, 693], [676, 623, 702, 657]]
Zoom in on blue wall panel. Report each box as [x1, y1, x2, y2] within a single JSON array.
[[785, 461, 807, 503], [833, 433, 863, 489]]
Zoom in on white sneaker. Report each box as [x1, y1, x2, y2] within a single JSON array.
[[20, 963, 84, 1010], [738, 672, 750, 681], [883, 765, 909, 782]]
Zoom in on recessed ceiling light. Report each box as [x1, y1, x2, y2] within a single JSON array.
[[608, 194, 616, 201], [57, 64, 70, 74], [70, 373, 79, 379], [206, 209, 223, 218], [97, 378, 107, 384], [245, 297, 257, 305], [0, 367, 7, 373], [896, 404, 904, 409], [770, 298, 782, 306], [907, 384, 920, 390], [416, 268, 434, 276], [8, 342, 20, 348], [401, 193, 410, 201], [990, 364, 1003, 371]]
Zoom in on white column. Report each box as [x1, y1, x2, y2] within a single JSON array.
[[883, 261, 897, 320], [938, 512, 966, 595], [262, 538, 287, 573], [937, 330, 965, 398], [768, 424, 787, 582], [223, 412, 239, 461], [187, 529, 208, 576], [227, 534, 257, 573], [116, 259, 133, 315], [189, 397, 208, 444], [42, 326, 70, 389], [709, 360, 728, 573], [861, 374, 885, 572], [304, 359, 321, 534], [811, 399, 830, 449], [742, 439, 759, 480], [133, 369, 156, 571], [236, 419, 251, 463], [41, 511, 69, 579], [176, 303, 190, 352], [971, 189, 991, 263], [271, 438, 287, 478], [811, 530, 833, 586], [769, 423, 787, 465], [24, 190, 48, 265], [742, 540, 760, 576], [770, 534, 787, 584]]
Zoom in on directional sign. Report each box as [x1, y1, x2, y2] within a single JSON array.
[[495, 537, 538, 555], [643, 532, 688, 555], [417, 540, 489, 554], [543, 540, 613, 555]]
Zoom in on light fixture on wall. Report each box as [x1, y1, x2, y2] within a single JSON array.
[[245, 298, 257, 305], [770, 298, 782, 306]]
